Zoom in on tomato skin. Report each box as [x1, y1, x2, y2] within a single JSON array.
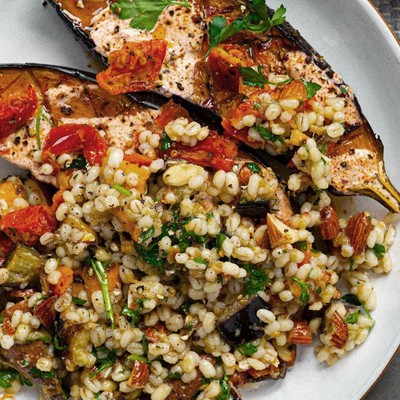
[[156, 100, 191, 129], [42, 124, 108, 171], [168, 132, 238, 172], [0, 86, 38, 140], [83, 126, 108, 165], [0, 205, 57, 245], [209, 44, 252, 94], [123, 153, 154, 166], [97, 40, 167, 95]]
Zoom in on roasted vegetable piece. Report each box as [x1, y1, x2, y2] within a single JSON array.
[[217, 295, 268, 345], [0, 205, 57, 245], [2, 244, 43, 286], [0, 85, 37, 139], [97, 40, 167, 94], [0, 341, 66, 399], [42, 123, 108, 170]]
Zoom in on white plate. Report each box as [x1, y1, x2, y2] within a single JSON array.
[[0, 1, 399, 400]]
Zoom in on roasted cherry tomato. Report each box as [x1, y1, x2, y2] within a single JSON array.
[[279, 79, 308, 102], [42, 124, 108, 171], [168, 132, 238, 171], [209, 44, 252, 95], [97, 40, 167, 95], [0, 86, 38, 140], [0, 205, 57, 245], [156, 100, 191, 129]]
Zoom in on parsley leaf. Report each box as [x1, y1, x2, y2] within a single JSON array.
[[242, 264, 268, 295], [140, 226, 155, 243], [372, 243, 385, 259], [217, 374, 233, 400], [238, 66, 293, 87], [30, 367, 56, 380], [253, 124, 285, 144], [293, 277, 312, 306], [238, 66, 268, 87], [216, 233, 227, 252], [194, 257, 208, 265], [302, 80, 322, 99], [246, 162, 261, 174], [161, 131, 172, 151], [237, 342, 258, 356], [345, 311, 360, 324], [112, 0, 191, 31], [165, 371, 182, 381], [0, 370, 18, 389], [67, 154, 88, 170], [128, 354, 149, 363], [341, 294, 372, 319], [207, 4, 286, 56], [71, 297, 86, 306], [89, 349, 116, 378], [122, 299, 146, 326]]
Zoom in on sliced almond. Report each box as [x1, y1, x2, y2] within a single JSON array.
[[127, 360, 150, 389], [288, 320, 312, 345], [34, 295, 57, 330], [266, 213, 299, 248], [330, 311, 348, 349], [345, 212, 373, 255], [319, 206, 340, 240]]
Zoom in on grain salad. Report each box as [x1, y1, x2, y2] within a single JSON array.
[[0, 97, 397, 399]]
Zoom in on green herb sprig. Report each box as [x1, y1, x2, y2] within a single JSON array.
[[207, 2, 286, 56], [112, 0, 191, 31], [89, 258, 114, 328]]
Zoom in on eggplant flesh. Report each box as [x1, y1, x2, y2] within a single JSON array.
[[217, 295, 269, 345], [46, 0, 400, 212]]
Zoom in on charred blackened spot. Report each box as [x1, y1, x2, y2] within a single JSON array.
[[114, 26, 120, 34], [340, 161, 347, 168], [13, 136, 21, 145], [176, 82, 184, 91], [368, 154, 373, 160], [192, 14, 202, 23], [61, 106, 73, 116], [22, 140, 28, 147], [349, 148, 355, 155], [169, 10, 175, 17]]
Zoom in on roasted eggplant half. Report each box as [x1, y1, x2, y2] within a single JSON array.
[[46, 0, 400, 212]]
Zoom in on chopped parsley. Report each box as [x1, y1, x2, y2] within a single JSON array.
[[165, 371, 182, 381], [161, 131, 173, 151], [216, 374, 233, 400], [237, 342, 258, 356], [140, 226, 155, 243], [246, 162, 261, 174], [89, 349, 116, 378], [253, 124, 285, 144], [242, 264, 269, 296], [194, 257, 208, 265], [111, 0, 191, 31], [127, 354, 149, 363], [293, 277, 312, 306], [0, 370, 18, 389], [30, 367, 56, 380], [372, 243, 385, 259], [345, 311, 360, 325], [216, 233, 227, 252], [340, 86, 348, 94], [207, 2, 286, 56], [122, 299, 146, 326], [34, 105, 53, 151], [67, 154, 88, 170], [71, 297, 86, 306]]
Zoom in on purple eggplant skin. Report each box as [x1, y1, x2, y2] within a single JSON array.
[[217, 295, 269, 346]]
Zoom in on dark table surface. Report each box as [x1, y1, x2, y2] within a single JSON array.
[[364, 1, 399, 399]]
